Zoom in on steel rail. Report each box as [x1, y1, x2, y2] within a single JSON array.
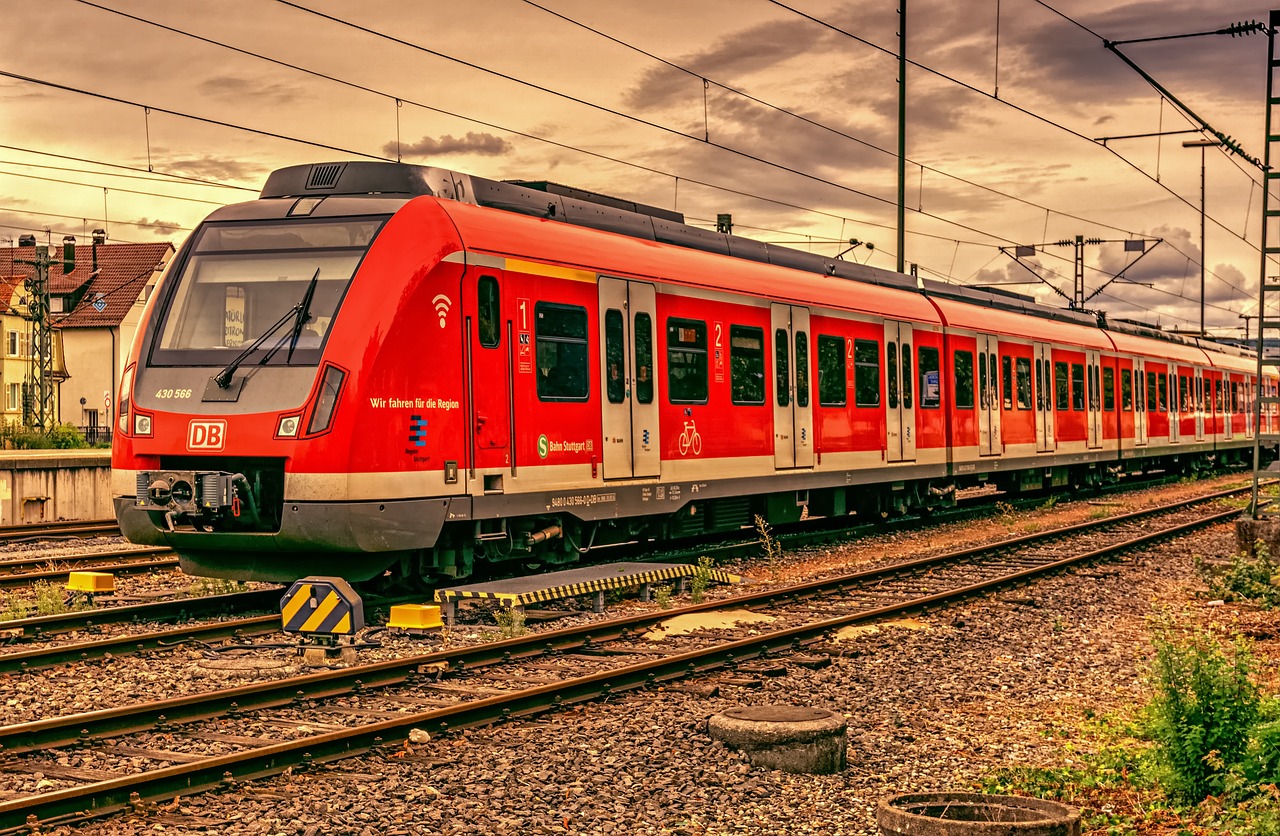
[[0, 588, 282, 639], [0, 553, 178, 591], [0, 493, 1241, 830], [0, 519, 120, 541]]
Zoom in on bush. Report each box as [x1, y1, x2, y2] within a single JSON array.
[[1204, 542, 1280, 610], [1147, 626, 1261, 802], [0, 421, 89, 449]]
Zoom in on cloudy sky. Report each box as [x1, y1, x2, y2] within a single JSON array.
[[0, 0, 1273, 335]]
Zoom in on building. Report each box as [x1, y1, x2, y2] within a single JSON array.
[[0, 236, 175, 441]]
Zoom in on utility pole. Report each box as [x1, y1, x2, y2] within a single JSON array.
[[12, 236, 67, 433], [896, 0, 906, 273], [998, 236, 1161, 310], [1183, 138, 1221, 335]]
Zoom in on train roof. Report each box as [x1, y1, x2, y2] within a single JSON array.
[[928, 295, 1110, 349]]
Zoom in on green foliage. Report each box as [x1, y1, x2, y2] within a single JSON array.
[[33, 579, 71, 615], [0, 421, 90, 449], [188, 577, 246, 597], [1146, 625, 1261, 802], [494, 605, 526, 639], [1203, 541, 1280, 610], [653, 585, 673, 610], [689, 556, 714, 604]]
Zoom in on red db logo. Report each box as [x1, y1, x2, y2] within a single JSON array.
[[187, 420, 226, 451]]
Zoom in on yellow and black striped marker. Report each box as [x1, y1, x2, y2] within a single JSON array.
[[280, 576, 364, 636]]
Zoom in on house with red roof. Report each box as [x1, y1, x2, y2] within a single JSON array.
[[1, 236, 174, 440]]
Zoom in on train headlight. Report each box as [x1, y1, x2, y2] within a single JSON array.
[[277, 415, 300, 438], [117, 364, 135, 435], [133, 412, 152, 437], [306, 365, 346, 435]]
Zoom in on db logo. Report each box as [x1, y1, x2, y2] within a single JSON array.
[[187, 420, 227, 451]]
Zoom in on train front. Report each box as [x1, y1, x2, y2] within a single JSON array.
[[112, 170, 466, 584]]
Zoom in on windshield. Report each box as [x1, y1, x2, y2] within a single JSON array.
[[152, 217, 385, 364]]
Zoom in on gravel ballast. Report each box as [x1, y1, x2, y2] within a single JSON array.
[[26, 478, 1264, 835]]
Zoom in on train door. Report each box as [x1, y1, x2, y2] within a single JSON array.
[[771, 305, 814, 469], [1086, 349, 1102, 449], [1194, 368, 1206, 441], [976, 334, 1000, 456], [1034, 342, 1055, 452], [1169, 371, 1181, 443], [883, 320, 917, 462], [1134, 357, 1148, 446], [599, 277, 660, 479], [465, 272, 511, 486]]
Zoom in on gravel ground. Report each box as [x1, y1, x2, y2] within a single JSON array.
[[31, 475, 1266, 835]]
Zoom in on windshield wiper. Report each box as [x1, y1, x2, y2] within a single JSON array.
[[212, 269, 321, 389], [286, 268, 320, 362]]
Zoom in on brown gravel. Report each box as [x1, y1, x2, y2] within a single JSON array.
[[34, 474, 1272, 835]]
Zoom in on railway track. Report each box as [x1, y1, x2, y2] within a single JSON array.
[[0, 485, 1246, 832], [0, 547, 174, 591], [0, 519, 120, 543]]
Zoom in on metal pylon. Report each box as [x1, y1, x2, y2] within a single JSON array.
[[1251, 10, 1280, 516]]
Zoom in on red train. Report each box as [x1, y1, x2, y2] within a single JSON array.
[[111, 161, 1275, 586]]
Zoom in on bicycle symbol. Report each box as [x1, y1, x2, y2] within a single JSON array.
[[678, 420, 702, 456]]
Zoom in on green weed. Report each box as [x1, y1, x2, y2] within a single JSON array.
[[689, 556, 714, 604], [494, 605, 527, 639], [653, 585, 673, 610]]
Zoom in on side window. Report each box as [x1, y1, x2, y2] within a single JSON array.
[[954, 349, 974, 410], [1179, 375, 1190, 412], [1002, 355, 1013, 410], [919, 346, 941, 409], [1016, 357, 1032, 409], [1103, 367, 1115, 411], [1147, 371, 1158, 411], [1158, 373, 1168, 412], [902, 342, 913, 409], [730, 325, 765, 405], [855, 339, 881, 408], [817, 335, 846, 406], [604, 309, 625, 405], [795, 332, 809, 408], [1071, 363, 1085, 411], [1121, 368, 1133, 411], [1136, 369, 1145, 411], [478, 276, 500, 348], [775, 329, 790, 407], [887, 342, 899, 409], [667, 318, 707, 404], [535, 303, 589, 401], [1055, 361, 1069, 411], [978, 351, 987, 408], [634, 312, 653, 404]]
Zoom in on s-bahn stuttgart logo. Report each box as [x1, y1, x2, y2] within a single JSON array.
[[187, 419, 226, 451]]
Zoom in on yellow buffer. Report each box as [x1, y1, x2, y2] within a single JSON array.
[[388, 604, 443, 631], [66, 571, 114, 594]]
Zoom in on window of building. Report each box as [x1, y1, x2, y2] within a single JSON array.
[[667, 318, 707, 404], [855, 339, 881, 407], [919, 346, 940, 409], [535, 303, 589, 401], [731, 325, 765, 405], [955, 349, 975, 410], [5, 383, 16, 411], [817, 335, 846, 407], [6, 331, 16, 357]]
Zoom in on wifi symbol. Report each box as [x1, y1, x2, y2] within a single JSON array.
[[431, 294, 452, 328]]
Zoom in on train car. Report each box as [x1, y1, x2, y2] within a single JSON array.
[[112, 160, 1272, 587]]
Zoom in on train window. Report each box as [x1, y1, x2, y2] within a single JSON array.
[[817, 335, 846, 406], [855, 339, 881, 407], [1103, 368, 1115, 411], [1071, 364, 1085, 411], [989, 354, 997, 410], [902, 343, 913, 409], [1215, 379, 1223, 411], [604, 309, 625, 404], [978, 352, 987, 408], [775, 329, 790, 407], [731, 326, 765, 405], [667, 318, 708, 404], [635, 313, 654, 404], [887, 342, 899, 409], [954, 350, 974, 410], [536, 303, 590, 402], [478, 276, 501, 348], [1157, 373, 1168, 412], [1016, 357, 1032, 409], [1001, 356, 1013, 410], [1055, 362, 1069, 411], [1179, 376, 1189, 412], [919, 346, 941, 409], [795, 332, 809, 408], [1121, 369, 1133, 410], [1035, 359, 1044, 410]]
